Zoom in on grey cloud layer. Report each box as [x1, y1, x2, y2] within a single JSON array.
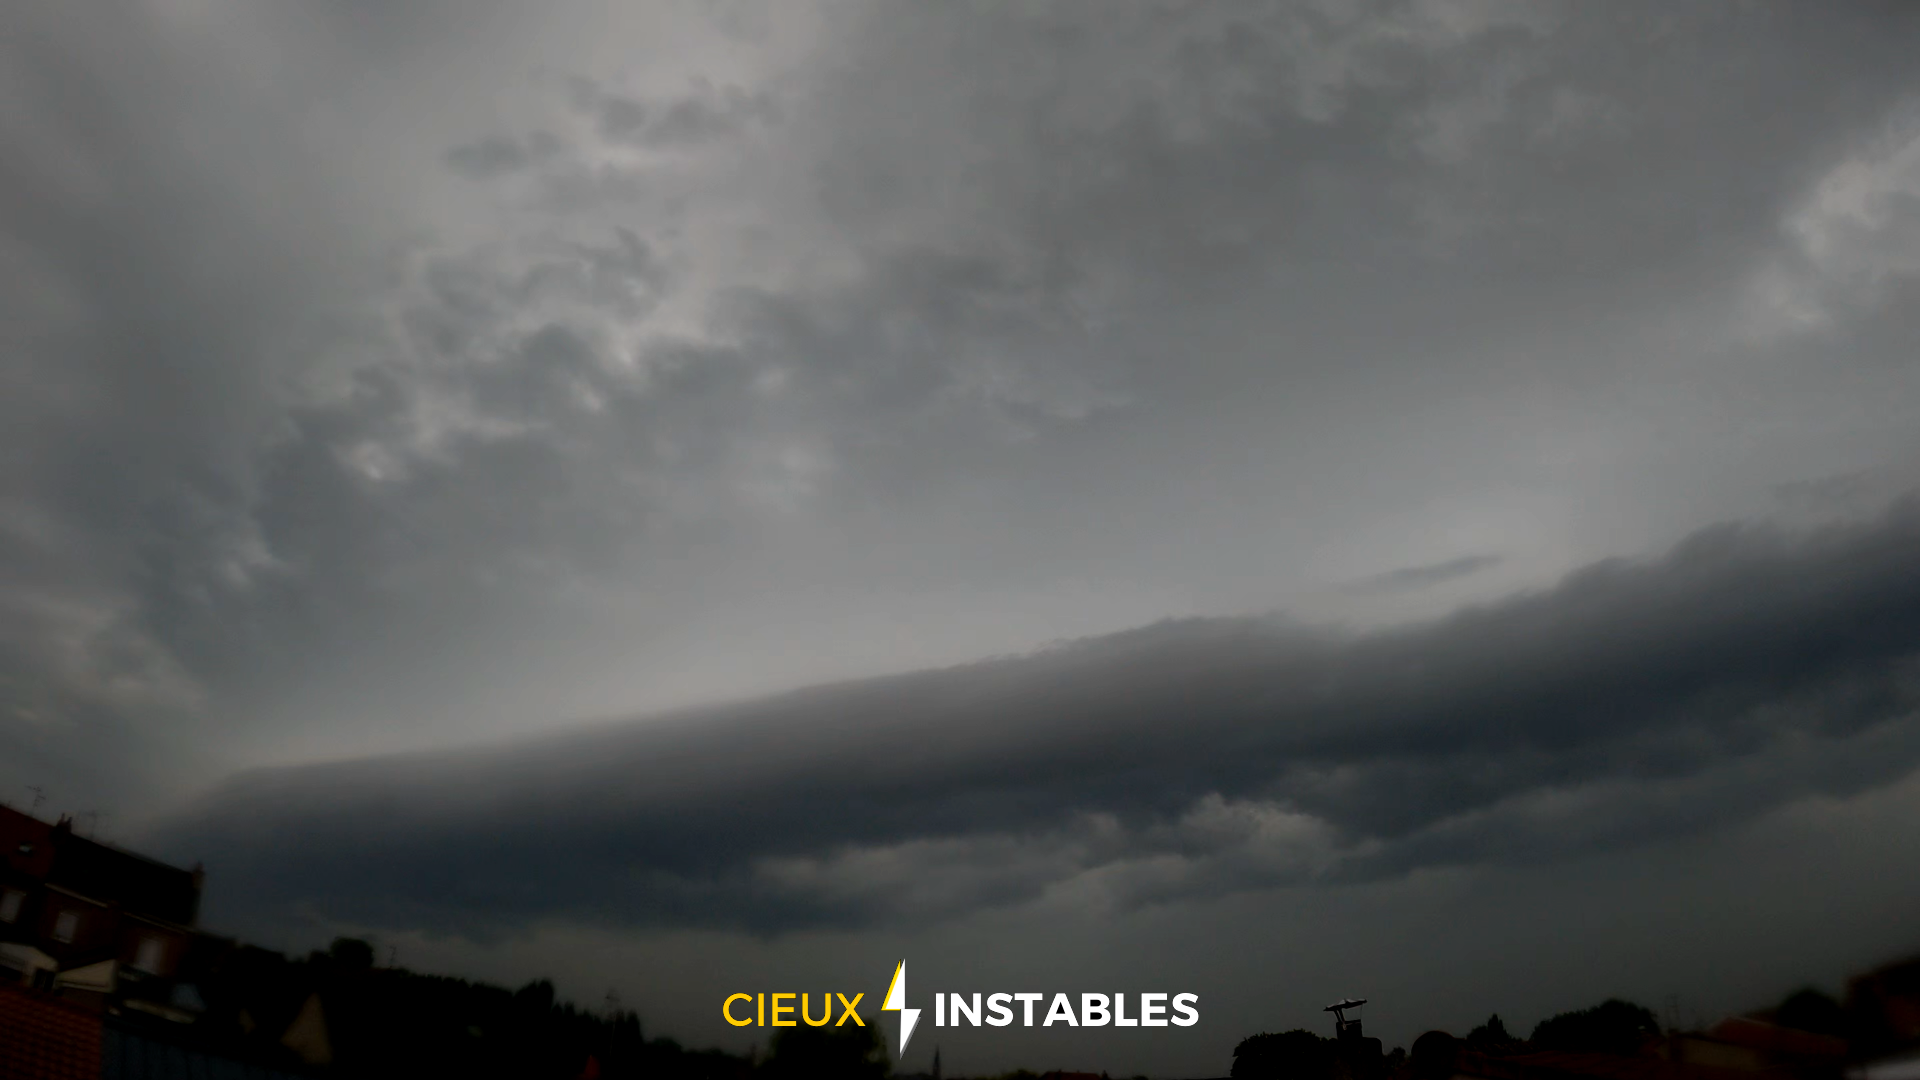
[[4, 0, 1920, 965], [158, 503, 1920, 936], [1345, 554, 1504, 595]]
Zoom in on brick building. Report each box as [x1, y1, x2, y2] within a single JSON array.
[[0, 804, 209, 1019]]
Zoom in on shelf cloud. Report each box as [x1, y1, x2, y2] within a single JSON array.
[[157, 502, 1920, 937], [4, 2, 1920, 1069]]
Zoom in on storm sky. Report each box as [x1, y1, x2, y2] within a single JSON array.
[[5, 2, 1920, 1075]]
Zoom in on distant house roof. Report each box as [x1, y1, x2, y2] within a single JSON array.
[[1, 805, 59, 878], [1704, 1016, 1848, 1059], [1457, 1048, 1768, 1080], [45, 828, 200, 927], [2, 805, 204, 928], [0, 982, 105, 1080]]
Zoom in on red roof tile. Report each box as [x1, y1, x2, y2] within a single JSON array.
[[1706, 1016, 1848, 1058], [0, 982, 104, 1080]]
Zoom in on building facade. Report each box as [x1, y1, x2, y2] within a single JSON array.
[[0, 804, 209, 1020]]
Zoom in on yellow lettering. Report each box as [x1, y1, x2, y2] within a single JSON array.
[[836, 992, 865, 1026], [771, 992, 797, 1026], [803, 993, 833, 1026], [724, 994, 754, 1027]]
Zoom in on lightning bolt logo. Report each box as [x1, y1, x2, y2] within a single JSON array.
[[880, 959, 920, 1056]]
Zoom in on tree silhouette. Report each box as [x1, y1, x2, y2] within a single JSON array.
[[758, 1022, 890, 1080], [1467, 1014, 1521, 1054], [1409, 1032, 1460, 1080], [1232, 1028, 1335, 1080], [1467, 1016, 1507, 1044], [330, 937, 376, 971], [1773, 989, 1845, 1038], [1529, 1000, 1659, 1056]]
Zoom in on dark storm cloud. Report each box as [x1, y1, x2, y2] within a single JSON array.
[[0, 2, 394, 804], [1772, 472, 1874, 511], [444, 132, 560, 180], [1345, 554, 1503, 595], [3, 0, 1919, 971], [155, 501, 1920, 936], [799, 3, 1919, 325], [5, 7, 1920, 1068], [569, 77, 780, 149]]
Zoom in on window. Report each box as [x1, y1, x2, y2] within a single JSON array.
[[0, 889, 22, 923], [134, 934, 165, 974], [52, 909, 78, 943]]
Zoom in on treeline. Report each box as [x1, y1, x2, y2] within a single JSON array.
[[160, 935, 1141, 1079], [1231, 987, 1851, 1080], [306, 962, 740, 1078], [175, 936, 760, 1078]]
